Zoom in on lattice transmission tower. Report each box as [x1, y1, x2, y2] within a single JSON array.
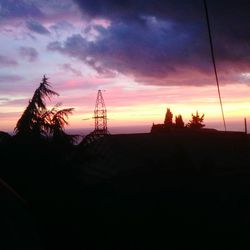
[[93, 90, 109, 135]]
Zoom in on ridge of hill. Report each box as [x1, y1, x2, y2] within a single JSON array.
[[75, 130, 250, 183]]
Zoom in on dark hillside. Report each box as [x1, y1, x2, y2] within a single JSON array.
[[1, 131, 250, 249], [72, 131, 250, 248], [0, 139, 81, 249], [76, 131, 250, 181]]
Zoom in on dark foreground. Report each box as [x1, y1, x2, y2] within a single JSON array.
[[1, 131, 250, 249]]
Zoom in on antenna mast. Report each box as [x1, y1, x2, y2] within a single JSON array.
[[93, 90, 108, 135]]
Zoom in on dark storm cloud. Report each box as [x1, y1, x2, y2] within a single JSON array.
[[49, 0, 248, 86], [26, 20, 50, 35], [75, 0, 250, 60], [74, 0, 204, 22], [0, 55, 18, 67], [48, 20, 209, 81], [74, 0, 250, 33], [19, 46, 38, 62]]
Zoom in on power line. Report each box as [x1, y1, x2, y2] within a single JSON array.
[[203, 0, 227, 131]]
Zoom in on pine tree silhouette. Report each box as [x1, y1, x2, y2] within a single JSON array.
[[15, 75, 58, 137], [15, 75, 76, 143], [164, 108, 173, 128], [175, 115, 185, 128], [187, 111, 205, 129]]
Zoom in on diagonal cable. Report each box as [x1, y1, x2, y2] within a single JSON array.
[[203, 0, 227, 131]]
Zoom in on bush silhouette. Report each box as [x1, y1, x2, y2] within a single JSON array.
[[187, 111, 205, 129]]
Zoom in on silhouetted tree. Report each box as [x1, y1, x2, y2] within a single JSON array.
[[164, 108, 173, 127], [15, 75, 58, 137], [175, 115, 185, 128], [14, 75, 76, 144], [187, 111, 205, 129], [46, 106, 78, 144]]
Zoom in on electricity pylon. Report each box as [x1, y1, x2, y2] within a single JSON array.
[[93, 90, 109, 135]]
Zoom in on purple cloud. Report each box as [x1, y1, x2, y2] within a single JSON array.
[[26, 20, 50, 35], [0, 0, 43, 20], [73, 0, 250, 66], [0, 75, 23, 82], [46, 0, 250, 86], [19, 46, 38, 62], [47, 24, 210, 85], [0, 55, 18, 67], [50, 21, 74, 33], [0, 0, 75, 20], [60, 63, 82, 76]]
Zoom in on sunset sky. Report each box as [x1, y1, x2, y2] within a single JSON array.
[[1, 0, 250, 133]]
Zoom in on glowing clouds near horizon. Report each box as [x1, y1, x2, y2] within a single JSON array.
[[1, 79, 250, 132]]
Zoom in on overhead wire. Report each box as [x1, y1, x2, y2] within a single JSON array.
[[203, 0, 227, 131]]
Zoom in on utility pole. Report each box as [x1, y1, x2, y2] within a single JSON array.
[[244, 117, 247, 134]]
